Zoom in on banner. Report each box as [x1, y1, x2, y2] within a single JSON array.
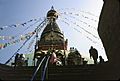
[[0, 32, 35, 49], [0, 18, 41, 30], [60, 19, 99, 44]]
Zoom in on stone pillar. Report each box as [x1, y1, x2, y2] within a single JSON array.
[[98, 0, 120, 66]]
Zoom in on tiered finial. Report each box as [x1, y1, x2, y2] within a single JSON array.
[[47, 6, 58, 20], [51, 6, 54, 10]]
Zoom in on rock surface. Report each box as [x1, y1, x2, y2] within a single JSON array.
[[98, 0, 120, 65]]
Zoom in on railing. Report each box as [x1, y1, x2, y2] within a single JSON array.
[[41, 56, 50, 81], [30, 56, 46, 81]]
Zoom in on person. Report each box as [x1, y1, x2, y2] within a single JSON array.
[[18, 54, 25, 66], [25, 57, 29, 66], [49, 50, 57, 65], [89, 46, 98, 64], [99, 56, 104, 64], [14, 53, 19, 67]]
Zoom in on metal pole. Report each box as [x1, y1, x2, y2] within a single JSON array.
[[63, 31, 67, 65]]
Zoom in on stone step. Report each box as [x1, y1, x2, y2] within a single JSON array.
[[48, 65, 96, 74], [48, 73, 96, 80], [0, 64, 99, 81]]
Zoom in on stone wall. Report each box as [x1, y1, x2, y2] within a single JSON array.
[[98, 0, 120, 67]]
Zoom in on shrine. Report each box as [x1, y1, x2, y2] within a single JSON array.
[[33, 6, 68, 64]]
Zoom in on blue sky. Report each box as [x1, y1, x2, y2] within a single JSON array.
[[0, 0, 106, 64]]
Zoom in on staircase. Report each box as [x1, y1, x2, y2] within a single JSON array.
[[0, 64, 42, 81], [0, 63, 118, 81], [0, 64, 98, 81], [48, 64, 119, 80], [48, 65, 97, 80]]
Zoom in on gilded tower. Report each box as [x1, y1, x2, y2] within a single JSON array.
[[34, 6, 68, 58]]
